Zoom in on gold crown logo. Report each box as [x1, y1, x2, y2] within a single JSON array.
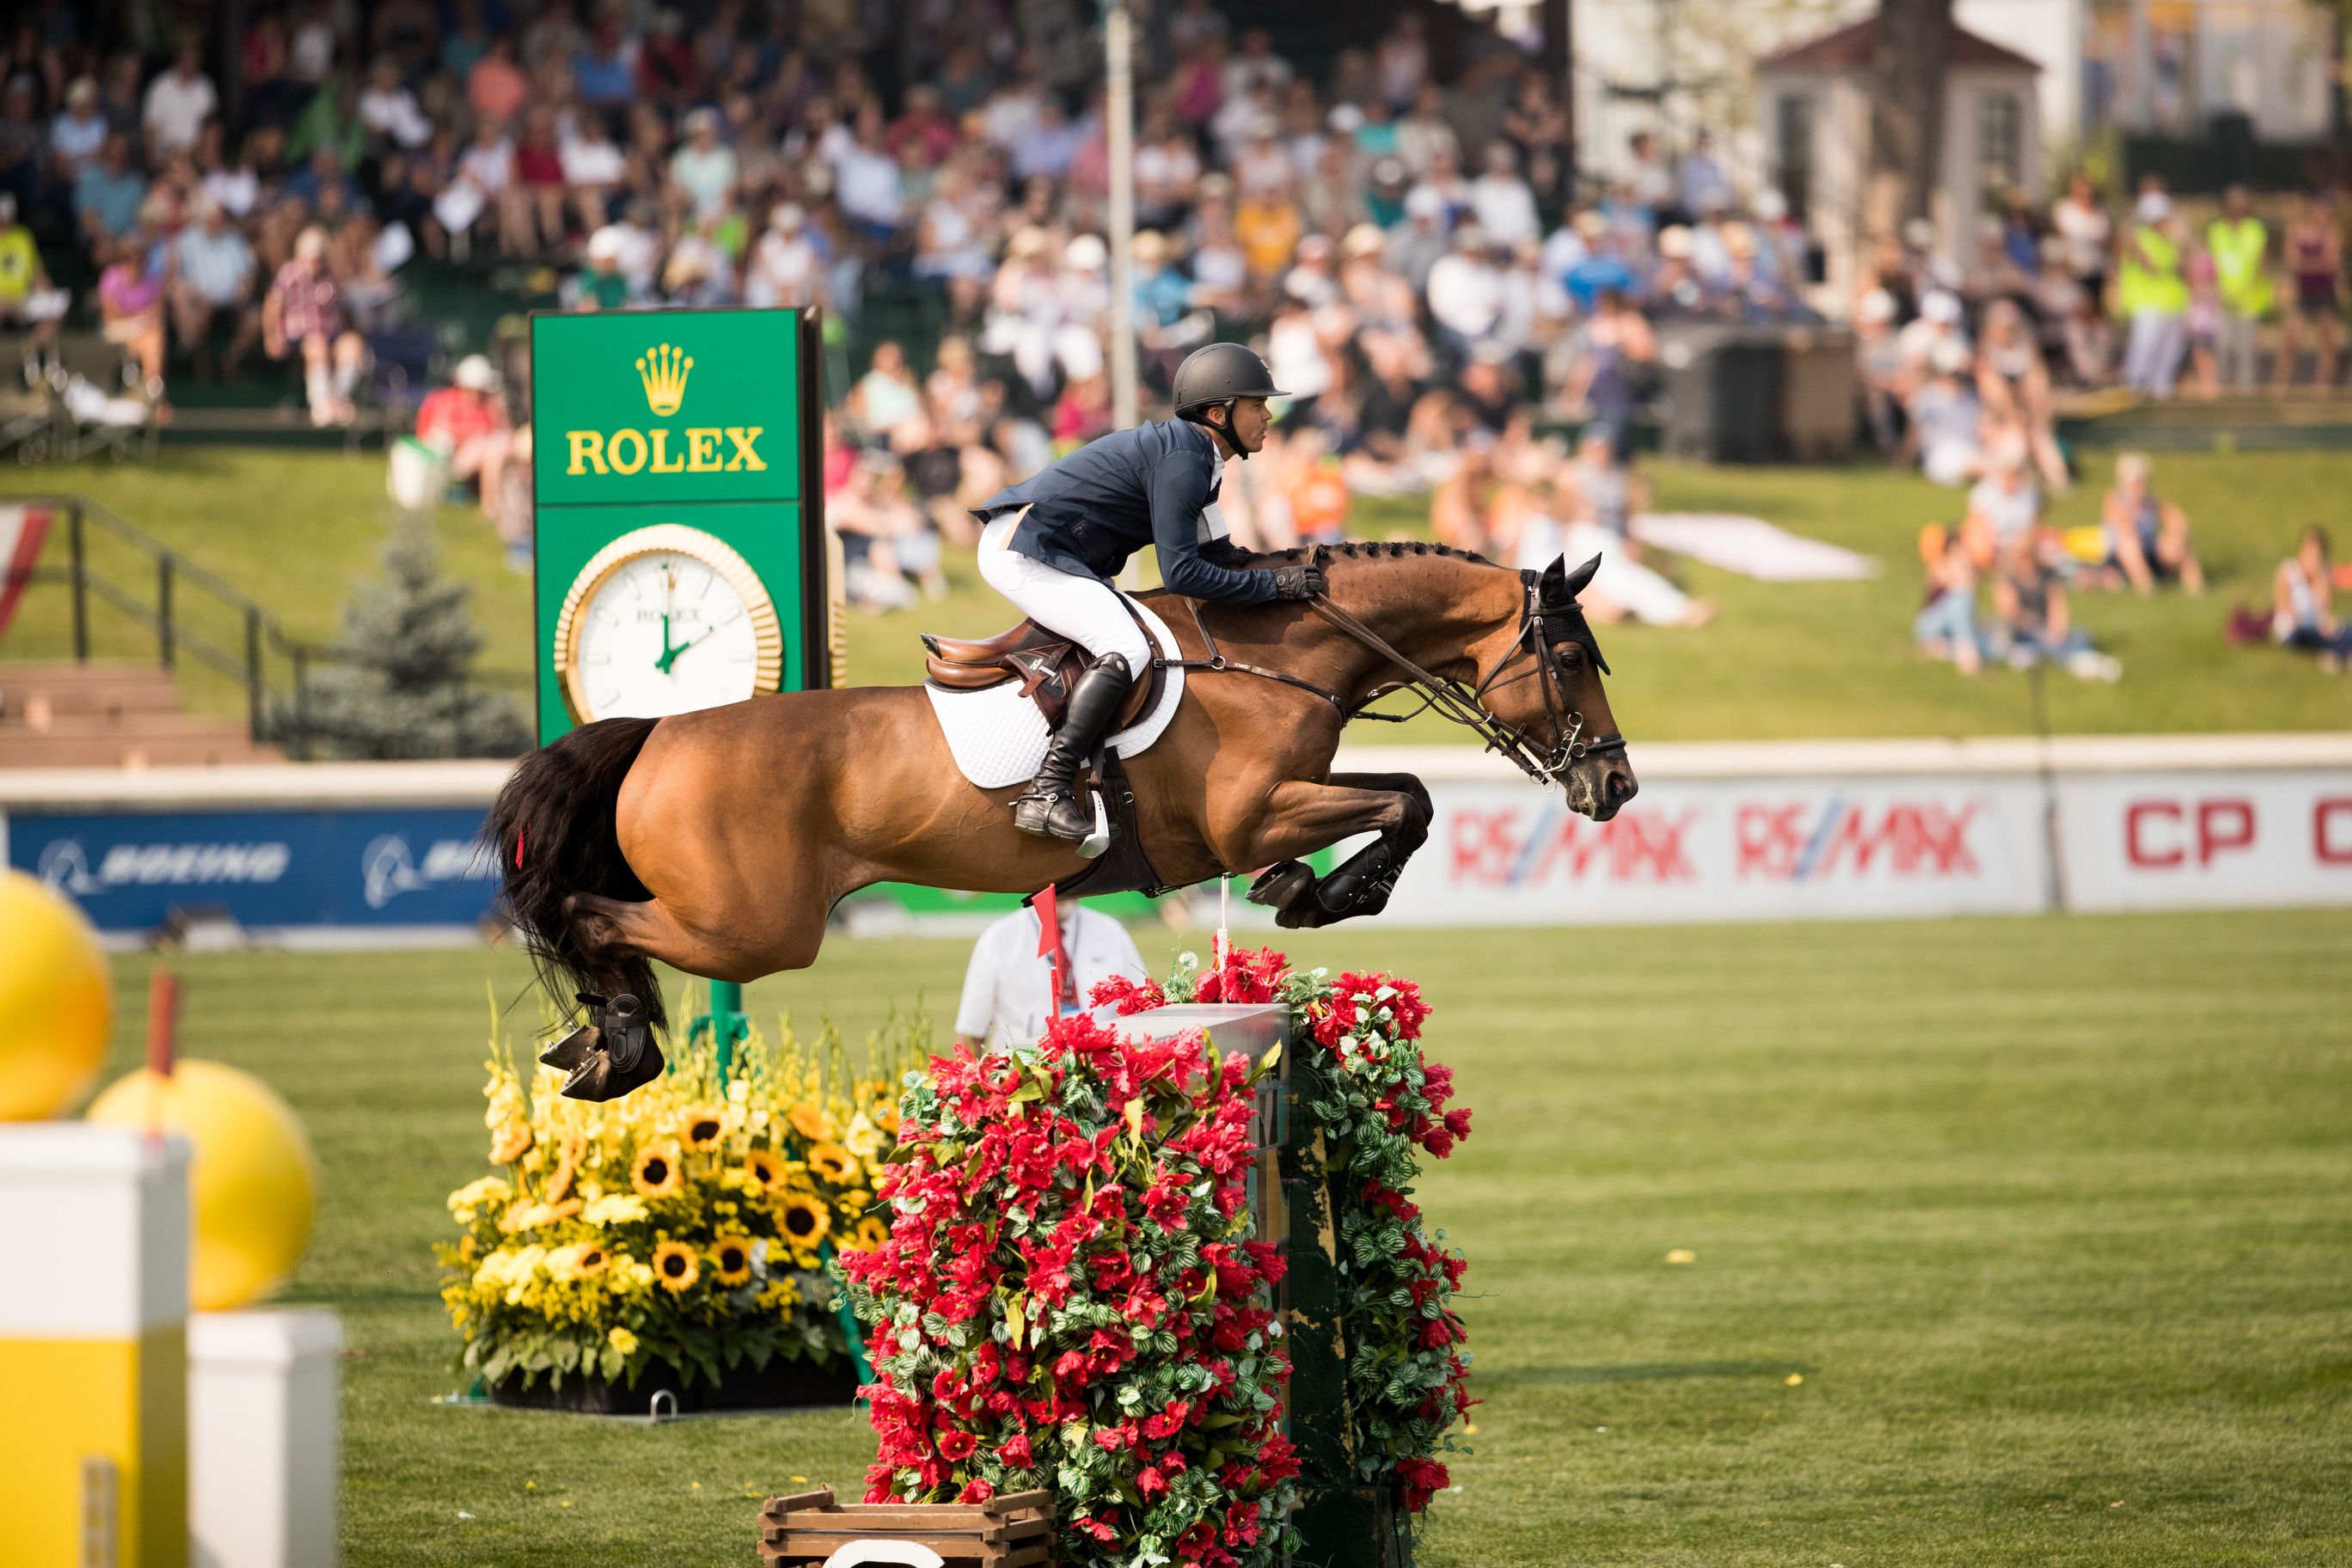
[[635, 342, 693, 416]]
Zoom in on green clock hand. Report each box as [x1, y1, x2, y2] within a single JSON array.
[[658, 623, 716, 674], [654, 612, 690, 674]]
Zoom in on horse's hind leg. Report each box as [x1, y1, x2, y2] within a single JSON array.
[[570, 891, 828, 984], [1227, 775, 1431, 929]]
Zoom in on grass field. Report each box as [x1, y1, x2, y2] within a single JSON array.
[[89, 911, 2352, 1566], [6, 447, 2349, 739]]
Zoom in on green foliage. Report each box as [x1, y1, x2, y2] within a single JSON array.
[[290, 512, 530, 758]]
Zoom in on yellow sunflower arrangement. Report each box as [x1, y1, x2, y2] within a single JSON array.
[[805, 1142, 858, 1185], [652, 1239, 701, 1292], [437, 994, 928, 1400], [679, 1103, 727, 1150], [631, 1144, 684, 1198], [776, 1193, 830, 1254], [709, 1234, 756, 1286]]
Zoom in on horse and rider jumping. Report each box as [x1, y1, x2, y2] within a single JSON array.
[[490, 344, 1638, 1098]]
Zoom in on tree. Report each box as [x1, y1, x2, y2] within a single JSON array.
[[1869, 0, 1953, 240], [293, 514, 530, 759]]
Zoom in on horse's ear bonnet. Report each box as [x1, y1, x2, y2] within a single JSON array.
[[1534, 554, 1611, 675]]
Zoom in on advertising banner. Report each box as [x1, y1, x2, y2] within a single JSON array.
[[9, 807, 497, 936], [2061, 769, 2352, 910]]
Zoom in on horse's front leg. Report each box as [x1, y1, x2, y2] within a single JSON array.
[[1223, 775, 1430, 929]]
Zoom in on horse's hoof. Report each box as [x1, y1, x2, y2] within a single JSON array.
[[1248, 860, 1316, 910], [560, 1037, 667, 1102], [1274, 902, 1331, 930]]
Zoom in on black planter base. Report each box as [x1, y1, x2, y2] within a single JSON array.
[[489, 1352, 860, 1416]]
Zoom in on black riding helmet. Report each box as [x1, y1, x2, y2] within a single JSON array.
[[1171, 342, 1287, 459]]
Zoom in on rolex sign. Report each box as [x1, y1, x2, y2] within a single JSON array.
[[530, 307, 827, 745]]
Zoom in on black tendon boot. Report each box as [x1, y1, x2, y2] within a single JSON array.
[[1014, 652, 1132, 846]]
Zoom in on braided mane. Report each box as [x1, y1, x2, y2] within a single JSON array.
[[1236, 540, 1504, 570]]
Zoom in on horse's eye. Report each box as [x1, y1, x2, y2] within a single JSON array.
[[1554, 641, 1583, 668]]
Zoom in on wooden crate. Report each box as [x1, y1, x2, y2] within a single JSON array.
[[756, 1486, 1054, 1567]]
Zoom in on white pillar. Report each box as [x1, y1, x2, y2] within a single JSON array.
[[1106, 0, 1139, 432], [187, 1310, 343, 1568], [0, 1124, 192, 1568]]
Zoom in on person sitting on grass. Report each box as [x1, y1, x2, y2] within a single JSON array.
[[2098, 451, 2205, 597], [415, 354, 520, 565], [1907, 338, 1984, 487], [2274, 526, 2352, 674], [1914, 524, 1984, 675], [1959, 442, 2039, 571], [1990, 530, 2121, 683]]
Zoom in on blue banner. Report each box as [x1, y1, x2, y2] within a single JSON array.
[[9, 807, 500, 932]]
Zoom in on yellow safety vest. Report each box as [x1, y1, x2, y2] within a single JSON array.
[[2207, 217, 2272, 317], [2120, 225, 2188, 315]]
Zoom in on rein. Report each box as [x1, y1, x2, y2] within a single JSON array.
[[1155, 562, 1629, 787]]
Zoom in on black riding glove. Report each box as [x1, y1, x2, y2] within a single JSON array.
[[1269, 563, 1327, 600]]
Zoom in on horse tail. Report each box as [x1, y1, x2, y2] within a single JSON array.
[[482, 716, 668, 1031]]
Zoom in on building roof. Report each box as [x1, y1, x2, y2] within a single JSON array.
[[1758, 15, 2042, 76]]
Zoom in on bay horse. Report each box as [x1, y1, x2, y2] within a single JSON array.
[[487, 544, 1637, 1039]]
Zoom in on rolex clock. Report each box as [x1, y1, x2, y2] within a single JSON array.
[[549, 523, 783, 722]]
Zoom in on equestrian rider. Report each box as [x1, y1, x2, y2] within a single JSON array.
[[970, 342, 1327, 846]]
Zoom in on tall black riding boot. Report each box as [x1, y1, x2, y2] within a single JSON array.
[[1014, 652, 1132, 845]]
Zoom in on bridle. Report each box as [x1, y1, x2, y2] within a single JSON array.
[[1155, 557, 1629, 788]]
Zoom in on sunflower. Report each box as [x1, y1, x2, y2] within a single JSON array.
[[787, 1103, 837, 1141], [542, 1160, 576, 1204], [572, 1244, 608, 1276], [488, 1120, 533, 1164], [776, 1193, 830, 1249], [652, 1240, 701, 1292], [805, 1142, 859, 1185], [632, 1145, 684, 1198], [679, 1104, 727, 1151], [559, 1130, 590, 1167], [709, 1233, 755, 1286], [844, 1215, 891, 1253], [743, 1148, 787, 1191]]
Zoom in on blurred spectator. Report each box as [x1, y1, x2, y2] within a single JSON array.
[[358, 57, 433, 151], [1914, 524, 1984, 674], [1910, 339, 1983, 486], [262, 224, 366, 426], [95, 205, 168, 401], [1676, 128, 1730, 216], [416, 353, 519, 560], [2098, 452, 2204, 596], [2274, 526, 2350, 671], [2208, 186, 2269, 389], [954, 900, 1143, 1049], [142, 40, 217, 164], [1975, 299, 2067, 490], [52, 77, 109, 177], [1990, 530, 2120, 681], [2119, 189, 2187, 397], [75, 131, 145, 248], [2051, 173, 2112, 308], [2276, 192, 2341, 393], [1963, 450, 2040, 569], [0, 192, 61, 370], [1855, 288, 1904, 456], [168, 196, 258, 377]]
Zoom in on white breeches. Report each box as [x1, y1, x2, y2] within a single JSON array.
[[977, 515, 1152, 672]]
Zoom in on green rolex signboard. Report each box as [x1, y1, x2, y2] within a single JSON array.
[[530, 307, 829, 745]]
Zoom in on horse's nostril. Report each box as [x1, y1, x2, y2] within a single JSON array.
[[1606, 772, 1636, 802]]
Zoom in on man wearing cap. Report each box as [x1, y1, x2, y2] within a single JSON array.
[[2119, 187, 2188, 397], [968, 342, 1326, 848], [416, 355, 516, 551]]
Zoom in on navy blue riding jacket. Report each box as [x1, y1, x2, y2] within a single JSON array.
[[970, 419, 1277, 605]]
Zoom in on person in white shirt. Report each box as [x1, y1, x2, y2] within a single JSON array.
[[1425, 225, 1504, 356], [1468, 139, 1539, 248], [358, 58, 433, 150], [668, 107, 738, 222], [142, 42, 217, 162], [744, 201, 825, 309], [168, 197, 257, 368], [954, 903, 1147, 1049], [558, 111, 627, 232], [51, 77, 109, 176]]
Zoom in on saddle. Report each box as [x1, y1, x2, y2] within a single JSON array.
[[920, 598, 1167, 733]]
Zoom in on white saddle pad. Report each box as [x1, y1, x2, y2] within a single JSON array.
[[924, 596, 1186, 788]]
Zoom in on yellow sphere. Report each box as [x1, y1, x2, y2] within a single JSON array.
[[88, 1059, 318, 1310], [0, 868, 114, 1121]]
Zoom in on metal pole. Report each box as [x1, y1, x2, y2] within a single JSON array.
[[244, 607, 263, 739], [708, 979, 747, 1081], [68, 502, 88, 662], [1105, 0, 1139, 432], [2028, 659, 2068, 913], [156, 554, 175, 670], [292, 645, 309, 759]]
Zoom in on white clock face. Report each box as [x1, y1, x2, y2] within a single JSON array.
[[569, 551, 765, 720]]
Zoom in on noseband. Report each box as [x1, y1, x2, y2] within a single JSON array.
[[1179, 562, 1626, 788]]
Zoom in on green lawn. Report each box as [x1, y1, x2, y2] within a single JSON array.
[[7, 447, 2349, 739], [88, 911, 2352, 1565]]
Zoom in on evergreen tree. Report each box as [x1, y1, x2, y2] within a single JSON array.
[[293, 515, 531, 759]]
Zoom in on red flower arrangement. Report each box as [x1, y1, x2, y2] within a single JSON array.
[[840, 1010, 1300, 1567]]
